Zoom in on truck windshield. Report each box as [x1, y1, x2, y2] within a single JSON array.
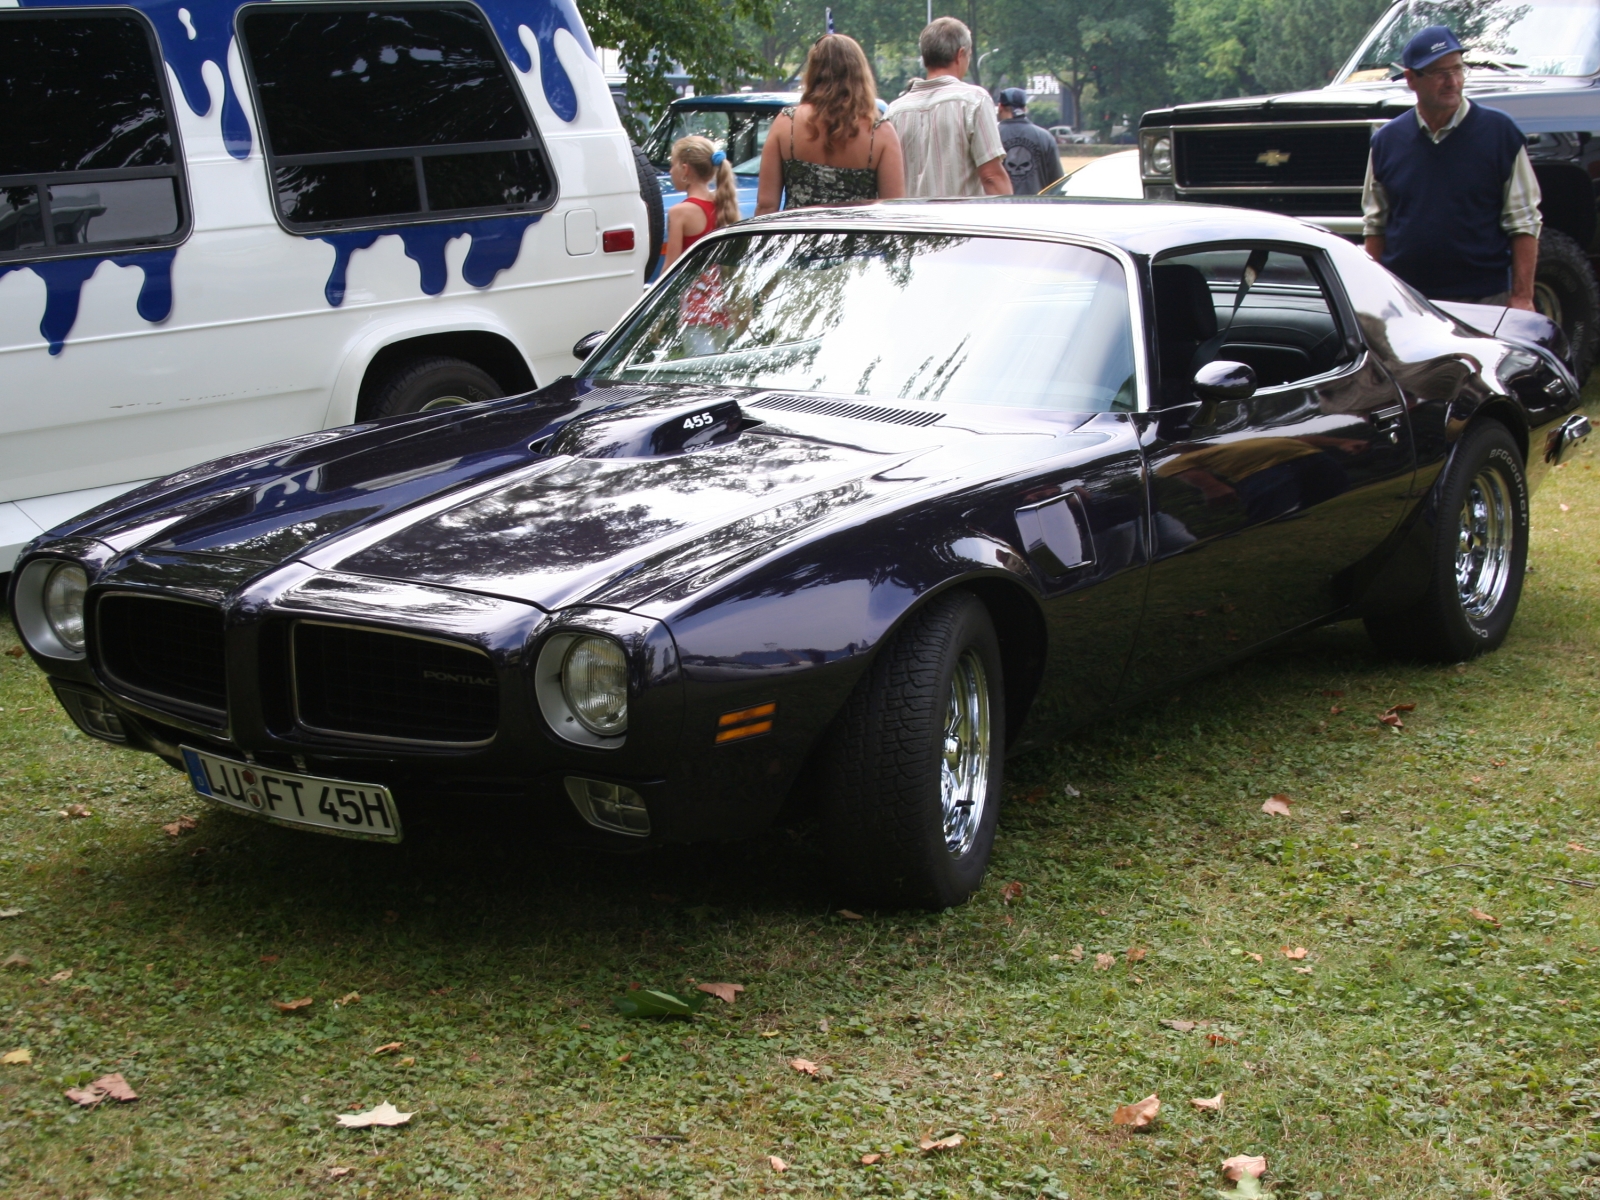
[[588, 231, 1138, 413], [1339, 0, 1600, 79], [643, 108, 775, 176]]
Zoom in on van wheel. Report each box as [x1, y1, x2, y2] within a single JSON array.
[[1364, 421, 1528, 662], [816, 590, 1004, 910], [1535, 229, 1599, 383], [369, 356, 502, 419], [632, 143, 664, 275]]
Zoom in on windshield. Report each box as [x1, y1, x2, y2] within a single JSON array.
[[588, 231, 1138, 412], [1339, 0, 1600, 80], [643, 107, 776, 176]]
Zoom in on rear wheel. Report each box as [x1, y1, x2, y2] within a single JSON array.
[[816, 591, 1004, 910], [1535, 229, 1599, 382], [368, 356, 502, 419], [632, 142, 664, 275], [1365, 420, 1529, 662]]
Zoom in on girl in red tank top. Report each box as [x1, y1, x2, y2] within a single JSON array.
[[664, 136, 740, 269]]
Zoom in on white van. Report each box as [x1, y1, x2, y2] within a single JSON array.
[[0, 0, 651, 570]]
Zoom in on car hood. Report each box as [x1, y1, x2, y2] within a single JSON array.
[[55, 382, 1082, 612]]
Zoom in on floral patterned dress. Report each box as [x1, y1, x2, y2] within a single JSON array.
[[780, 106, 883, 209]]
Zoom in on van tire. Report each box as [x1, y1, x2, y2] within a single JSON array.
[[368, 356, 502, 419], [1535, 229, 1599, 383], [632, 142, 664, 274]]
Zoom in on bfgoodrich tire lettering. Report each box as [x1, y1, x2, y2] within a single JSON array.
[[370, 356, 502, 419], [817, 590, 1005, 909], [1365, 420, 1529, 662]]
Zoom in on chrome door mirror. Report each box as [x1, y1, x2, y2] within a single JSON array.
[[1192, 360, 1257, 402], [572, 330, 607, 361]]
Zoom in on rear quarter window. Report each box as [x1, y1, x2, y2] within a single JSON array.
[[239, 2, 556, 232], [0, 8, 187, 262]]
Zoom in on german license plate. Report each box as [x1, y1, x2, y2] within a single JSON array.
[[180, 747, 402, 841]]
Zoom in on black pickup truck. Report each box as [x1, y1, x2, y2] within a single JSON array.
[[1139, 0, 1600, 376]]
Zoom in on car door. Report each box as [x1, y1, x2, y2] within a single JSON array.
[[1120, 241, 1416, 698]]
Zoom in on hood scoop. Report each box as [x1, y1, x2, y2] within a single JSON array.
[[751, 393, 942, 427], [545, 396, 755, 459]]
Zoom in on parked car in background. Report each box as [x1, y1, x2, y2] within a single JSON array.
[[643, 92, 797, 225], [0, 0, 652, 572], [1050, 125, 1098, 146], [1138, 0, 1600, 379], [12, 199, 1587, 908], [1039, 150, 1142, 198]]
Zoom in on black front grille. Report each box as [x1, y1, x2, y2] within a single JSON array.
[[293, 622, 499, 744], [1183, 190, 1364, 217], [1177, 126, 1372, 188], [97, 595, 227, 714]]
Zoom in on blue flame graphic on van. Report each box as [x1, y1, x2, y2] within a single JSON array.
[[0, 252, 177, 356], [316, 216, 541, 307]]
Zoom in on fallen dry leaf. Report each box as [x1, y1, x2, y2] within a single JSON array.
[[860, 1152, 883, 1165], [2, 1048, 31, 1065], [1378, 712, 1404, 728], [836, 909, 863, 921], [0, 908, 24, 919], [2, 954, 31, 970], [768, 1155, 788, 1172], [759, 1030, 780, 1038], [48, 969, 73, 983], [1094, 952, 1115, 970], [1161, 1019, 1199, 1032], [1244, 952, 1263, 963], [919, 1133, 964, 1152], [1281, 946, 1308, 960], [372, 1042, 403, 1056], [1570, 842, 1596, 855], [336, 992, 361, 1006], [1222, 1154, 1268, 1181], [1069, 944, 1084, 962], [1329, 705, 1344, 715], [1261, 795, 1292, 817], [1112, 1094, 1160, 1128], [1206, 1033, 1236, 1046], [1320, 689, 1344, 697], [789, 1058, 819, 1076], [328, 1167, 353, 1179], [61, 805, 91, 819], [163, 816, 198, 837], [1560, 502, 1571, 511], [1000, 880, 1023, 904], [396, 1056, 415, 1067], [1386, 702, 1416, 714], [1469, 907, 1500, 926], [65, 1073, 137, 1107], [696, 982, 745, 1004], [4, 645, 23, 658], [1127, 946, 1148, 964], [273, 997, 313, 1014], [336, 1102, 412, 1129], [1293, 966, 1313, 975], [1190, 1092, 1224, 1112]]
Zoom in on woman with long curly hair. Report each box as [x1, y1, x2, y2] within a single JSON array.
[[755, 33, 905, 213]]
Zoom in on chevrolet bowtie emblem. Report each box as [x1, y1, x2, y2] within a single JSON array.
[[1257, 149, 1292, 167]]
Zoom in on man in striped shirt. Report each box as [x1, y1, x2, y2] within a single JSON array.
[[887, 18, 1011, 198]]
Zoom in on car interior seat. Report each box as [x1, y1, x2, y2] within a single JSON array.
[[1151, 263, 1217, 406]]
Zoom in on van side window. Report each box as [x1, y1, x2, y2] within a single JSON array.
[[0, 11, 186, 262], [240, 3, 556, 231]]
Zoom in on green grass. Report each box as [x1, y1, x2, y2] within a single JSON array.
[[3, 417, 1600, 1200]]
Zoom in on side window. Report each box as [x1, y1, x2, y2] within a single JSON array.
[[0, 10, 187, 262], [1150, 245, 1352, 405], [239, 3, 556, 232]]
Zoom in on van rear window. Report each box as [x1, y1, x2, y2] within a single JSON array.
[[0, 11, 185, 261], [241, 3, 556, 231]]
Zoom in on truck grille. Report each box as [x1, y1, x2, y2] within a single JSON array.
[[1188, 190, 1365, 217], [293, 622, 499, 744], [96, 595, 228, 717], [1177, 125, 1373, 189]]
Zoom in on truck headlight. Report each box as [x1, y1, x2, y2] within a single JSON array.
[[561, 636, 628, 735], [43, 564, 89, 653], [1142, 132, 1173, 178]]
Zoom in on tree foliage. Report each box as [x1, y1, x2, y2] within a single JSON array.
[[586, 0, 774, 124]]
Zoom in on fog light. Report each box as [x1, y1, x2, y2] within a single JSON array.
[[43, 563, 88, 653], [565, 777, 650, 836], [50, 683, 126, 743]]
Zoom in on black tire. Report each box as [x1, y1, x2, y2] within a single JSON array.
[[632, 142, 664, 274], [816, 590, 1005, 910], [1535, 228, 1599, 383], [369, 356, 502, 419], [1364, 420, 1529, 662]]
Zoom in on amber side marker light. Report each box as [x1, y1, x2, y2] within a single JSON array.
[[716, 701, 776, 744]]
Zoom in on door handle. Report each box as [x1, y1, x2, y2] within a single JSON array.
[[1370, 404, 1405, 444]]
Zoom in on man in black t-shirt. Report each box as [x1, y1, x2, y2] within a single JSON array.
[[996, 88, 1063, 195]]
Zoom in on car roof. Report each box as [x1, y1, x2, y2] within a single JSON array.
[[670, 92, 800, 109], [736, 197, 1348, 259]]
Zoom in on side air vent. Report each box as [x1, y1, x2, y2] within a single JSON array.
[[751, 393, 942, 427], [96, 594, 228, 721], [292, 621, 498, 746]]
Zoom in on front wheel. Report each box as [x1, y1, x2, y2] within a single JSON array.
[[816, 591, 1005, 909], [368, 356, 502, 419], [1365, 420, 1529, 662]]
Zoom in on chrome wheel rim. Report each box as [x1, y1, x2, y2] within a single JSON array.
[[419, 394, 474, 412], [940, 647, 992, 858], [1456, 465, 1515, 620]]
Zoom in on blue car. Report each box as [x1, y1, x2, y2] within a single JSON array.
[[642, 92, 799, 229]]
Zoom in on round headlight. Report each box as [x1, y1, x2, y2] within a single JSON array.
[[1150, 136, 1173, 176], [561, 636, 628, 735], [43, 564, 89, 653]]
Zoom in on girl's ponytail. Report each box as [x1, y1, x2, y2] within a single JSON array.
[[710, 149, 739, 229]]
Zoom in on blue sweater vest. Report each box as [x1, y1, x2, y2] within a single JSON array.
[[1370, 102, 1527, 300]]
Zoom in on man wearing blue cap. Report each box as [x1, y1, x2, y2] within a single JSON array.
[[997, 88, 1063, 195], [1363, 25, 1542, 310]]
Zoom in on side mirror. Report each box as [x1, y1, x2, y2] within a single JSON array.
[[1192, 359, 1256, 402], [572, 330, 607, 361]]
